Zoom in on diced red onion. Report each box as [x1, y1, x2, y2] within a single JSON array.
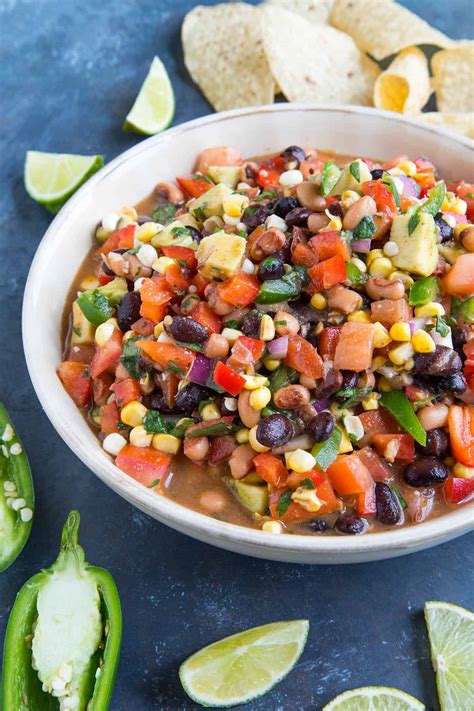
[[444, 211, 468, 225], [267, 335, 288, 358], [188, 353, 212, 385], [313, 399, 329, 413], [397, 175, 420, 198], [351, 239, 371, 253], [409, 318, 427, 335]]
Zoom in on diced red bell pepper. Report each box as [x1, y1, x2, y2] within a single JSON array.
[[236, 336, 265, 361], [213, 361, 246, 396], [356, 446, 390, 482], [100, 224, 136, 255], [92, 372, 114, 406], [448, 405, 474, 466], [292, 243, 318, 268], [218, 273, 260, 308], [192, 273, 210, 297], [165, 262, 191, 292], [309, 255, 347, 291], [115, 445, 172, 489], [137, 341, 195, 374], [359, 409, 402, 445], [309, 231, 350, 261], [444, 477, 474, 505], [111, 377, 141, 407], [356, 484, 376, 516], [90, 329, 123, 379], [362, 180, 398, 215], [372, 434, 415, 462], [254, 452, 288, 488], [58, 361, 92, 407], [139, 277, 173, 323], [256, 156, 285, 188], [453, 181, 474, 222], [318, 327, 341, 360], [176, 175, 214, 198], [284, 335, 324, 379], [99, 401, 121, 434], [161, 245, 197, 270], [286, 468, 325, 490], [97, 268, 114, 286], [327, 454, 373, 495], [191, 301, 222, 334]]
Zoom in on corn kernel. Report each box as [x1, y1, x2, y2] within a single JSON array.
[[130, 425, 153, 448], [350, 257, 367, 273], [121, 401, 148, 427], [120, 206, 138, 221], [314, 321, 324, 335], [249, 387, 272, 411], [95, 319, 117, 348], [343, 415, 364, 442], [454, 223, 473, 240], [136, 222, 160, 243], [153, 322, 165, 338], [260, 314, 275, 341], [348, 310, 371, 323], [152, 433, 181, 455], [285, 449, 316, 474], [378, 376, 393, 392], [362, 392, 380, 410], [389, 321, 411, 342], [236, 428, 250, 444], [291, 487, 321, 512], [262, 520, 283, 534], [452, 462, 474, 479], [383, 241, 400, 257], [323, 213, 342, 231], [411, 330, 436, 353], [263, 358, 281, 371], [396, 160, 417, 177], [201, 403, 221, 420], [369, 257, 394, 278], [80, 275, 100, 291], [389, 270, 414, 288], [389, 342, 415, 365], [372, 355, 388, 370], [248, 426, 270, 453], [152, 256, 175, 273], [222, 327, 243, 345], [367, 249, 384, 266], [373, 322, 392, 348], [243, 374, 269, 390], [414, 302, 445, 318], [338, 427, 353, 453], [442, 195, 467, 215], [222, 193, 249, 218], [310, 293, 327, 310], [341, 190, 360, 209]]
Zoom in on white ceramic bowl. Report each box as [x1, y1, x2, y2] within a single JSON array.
[[23, 105, 474, 564]]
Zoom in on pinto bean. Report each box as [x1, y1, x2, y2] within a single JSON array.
[[154, 181, 185, 203], [365, 277, 405, 301], [417, 403, 449, 431], [372, 213, 392, 240], [184, 435, 209, 462], [199, 489, 227, 513], [273, 384, 310, 409], [274, 310, 300, 336], [342, 196, 377, 231], [123, 253, 152, 280], [461, 226, 474, 252], [247, 227, 286, 261], [204, 333, 230, 359], [307, 213, 330, 233], [204, 283, 234, 316], [238, 389, 261, 428], [229, 443, 255, 479], [296, 182, 327, 211], [327, 285, 362, 315], [239, 161, 259, 184]]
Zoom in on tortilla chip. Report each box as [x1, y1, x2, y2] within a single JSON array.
[[261, 6, 379, 105], [432, 44, 474, 113], [374, 47, 431, 115], [264, 0, 335, 25], [181, 3, 274, 112], [330, 0, 456, 61], [419, 112, 474, 139]]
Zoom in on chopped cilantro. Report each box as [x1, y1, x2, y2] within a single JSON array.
[[434, 315, 450, 337], [72, 326, 81, 336], [143, 411, 168, 434], [391, 484, 407, 510], [223, 320, 239, 330], [353, 215, 376, 240], [171, 226, 191, 238], [187, 421, 234, 437], [349, 161, 361, 183], [253, 189, 277, 202], [334, 386, 372, 408], [382, 174, 401, 209], [301, 478, 316, 490], [276, 490, 293, 516], [193, 206, 207, 222], [152, 203, 177, 225], [168, 361, 186, 376], [147, 478, 161, 489], [120, 337, 149, 379]]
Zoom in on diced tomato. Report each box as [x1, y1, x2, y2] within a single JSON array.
[[314, 476, 342, 515], [299, 153, 326, 180], [161, 245, 197, 270], [196, 146, 242, 176], [372, 434, 415, 462], [269, 473, 341, 521], [286, 469, 325, 490], [99, 401, 121, 434], [227, 339, 255, 370], [131, 318, 155, 336], [97, 268, 114, 286], [327, 454, 373, 495], [100, 224, 136, 255], [333, 321, 375, 372], [318, 327, 341, 360], [192, 273, 209, 297], [453, 181, 474, 221], [371, 298, 410, 326], [176, 175, 214, 198], [111, 377, 141, 407], [253, 452, 288, 488], [165, 262, 191, 292], [310, 231, 350, 261], [284, 335, 324, 379], [405, 385, 431, 403], [115, 445, 172, 489], [309, 255, 347, 291], [236, 336, 265, 361], [139, 277, 173, 322], [256, 156, 285, 188], [213, 361, 246, 396], [448, 405, 474, 466], [92, 372, 114, 406], [356, 447, 390, 482], [58, 361, 91, 407], [137, 341, 195, 374], [292, 243, 318, 268], [444, 477, 474, 505], [192, 301, 222, 334], [90, 329, 123, 379], [218, 273, 260, 308], [443, 254, 474, 296], [362, 180, 397, 215], [356, 485, 376, 516], [359, 409, 402, 444]]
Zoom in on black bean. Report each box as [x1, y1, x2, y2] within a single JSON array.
[[187, 226, 203, 243], [257, 256, 285, 281], [307, 518, 331, 532], [417, 428, 450, 457], [280, 145, 306, 166], [256, 414, 294, 447], [413, 346, 463, 377], [413, 372, 467, 396], [375, 483, 401, 525], [327, 202, 344, 218], [241, 310, 263, 338], [137, 215, 153, 225], [147, 394, 178, 414], [269, 196, 300, 218], [285, 207, 312, 227], [404, 456, 449, 487], [167, 316, 208, 344], [313, 370, 344, 399], [334, 370, 358, 401], [307, 412, 335, 442], [452, 326, 468, 357], [242, 204, 269, 231], [116, 291, 142, 332], [288, 301, 322, 323], [101, 260, 115, 277], [336, 514, 367, 535], [434, 212, 454, 242], [174, 384, 210, 414], [371, 169, 384, 180]]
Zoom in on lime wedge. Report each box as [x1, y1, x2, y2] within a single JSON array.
[[425, 601, 474, 711], [179, 620, 309, 707], [24, 151, 103, 213], [323, 686, 425, 710], [124, 56, 175, 135]]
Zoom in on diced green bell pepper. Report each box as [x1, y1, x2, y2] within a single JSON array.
[[409, 276, 439, 306], [255, 271, 303, 304], [380, 391, 426, 446]]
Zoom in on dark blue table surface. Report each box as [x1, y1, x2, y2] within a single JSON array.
[[1, 1, 473, 709]]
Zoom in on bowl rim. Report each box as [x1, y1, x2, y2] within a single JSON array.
[[23, 103, 474, 557]]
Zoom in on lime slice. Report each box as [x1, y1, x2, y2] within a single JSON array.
[[24, 151, 103, 213], [323, 686, 425, 710], [179, 620, 309, 707], [425, 601, 474, 711], [124, 56, 175, 135]]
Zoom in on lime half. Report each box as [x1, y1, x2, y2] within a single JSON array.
[[425, 601, 474, 711], [24, 151, 103, 213], [323, 686, 425, 710], [179, 620, 309, 707], [124, 56, 175, 135]]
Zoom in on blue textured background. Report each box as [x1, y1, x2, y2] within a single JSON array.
[[0, 1, 473, 709]]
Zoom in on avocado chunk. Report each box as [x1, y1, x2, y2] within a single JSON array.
[[196, 231, 246, 280], [391, 212, 438, 276], [71, 301, 95, 344], [233, 480, 269, 515], [329, 159, 371, 196], [240, 471, 265, 485], [208, 165, 242, 189], [191, 183, 232, 219], [151, 220, 198, 250]]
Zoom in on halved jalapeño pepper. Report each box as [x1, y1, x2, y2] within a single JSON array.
[[2, 511, 121, 710], [0, 402, 34, 572]]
